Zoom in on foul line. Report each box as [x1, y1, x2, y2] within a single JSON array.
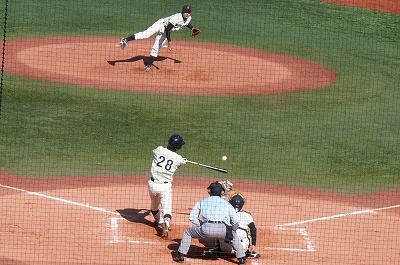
[[277, 204, 400, 227], [265, 204, 400, 252], [0, 184, 118, 215], [0, 183, 162, 246]]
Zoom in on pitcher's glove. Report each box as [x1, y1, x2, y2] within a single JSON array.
[[191, 27, 202, 37]]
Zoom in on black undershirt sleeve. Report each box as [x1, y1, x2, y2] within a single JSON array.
[[187, 23, 193, 30], [248, 222, 257, 245], [165, 22, 174, 42]]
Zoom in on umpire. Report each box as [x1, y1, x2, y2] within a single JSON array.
[[173, 182, 247, 264]]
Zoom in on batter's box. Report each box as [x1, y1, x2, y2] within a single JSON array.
[[107, 217, 158, 245], [263, 226, 316, 252]]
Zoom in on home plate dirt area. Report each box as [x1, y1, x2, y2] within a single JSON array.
[[0, 172, 399, 264]]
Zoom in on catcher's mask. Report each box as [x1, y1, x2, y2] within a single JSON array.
[[229, 193, 246, 211], [167, 134, 186, 151], [207, 182, 224, 196]]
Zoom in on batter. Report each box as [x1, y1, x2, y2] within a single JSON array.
[[119, 5, 200, 71], [148, 134, 187, 238]]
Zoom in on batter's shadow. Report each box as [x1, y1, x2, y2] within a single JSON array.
[[116, 208, 154, 226], [117, 208, 167, 237], [107, 55, 182, 70]]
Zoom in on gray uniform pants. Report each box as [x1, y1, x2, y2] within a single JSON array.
[[178, 223, 245, 258]]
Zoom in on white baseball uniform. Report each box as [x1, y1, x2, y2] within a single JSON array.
[[219, 210, 256, 253], [148, 146, 186, 220], [134, 13, 192, 57]]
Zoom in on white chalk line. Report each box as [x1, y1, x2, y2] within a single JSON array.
[[0, 183, 153, 245], [0, 184, 119, 215], [263, 226, 316, 252], [108, 217, 157, 245], [277, 204, 400, 227], [265, 204, 400, 252], [3, 183, 398, 252]]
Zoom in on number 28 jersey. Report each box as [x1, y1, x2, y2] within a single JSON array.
[[150, 146, 186, 182]]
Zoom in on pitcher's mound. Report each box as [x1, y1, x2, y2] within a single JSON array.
[[5, 36, 336, 95]]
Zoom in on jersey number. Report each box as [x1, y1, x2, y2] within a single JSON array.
[[156, 156, 174, 171]]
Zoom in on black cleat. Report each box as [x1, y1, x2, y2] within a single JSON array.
[[238, 256, 247, 264], [172, 252, 185, 263]]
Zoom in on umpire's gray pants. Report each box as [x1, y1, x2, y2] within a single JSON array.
[[178, 223, 245, 258]]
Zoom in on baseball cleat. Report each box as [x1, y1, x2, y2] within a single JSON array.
[[246, 251, 261, 258], [145, 65, 152, 71], [172, 252, 185, 263], [162, 220, 170, 238], [238, 257, 247, 265], [205, 248, 222, 258], [119, 38, 127, 49]]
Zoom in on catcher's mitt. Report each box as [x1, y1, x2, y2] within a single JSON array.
[[191, 27, 202, 37], [219, 179, 233, 193]]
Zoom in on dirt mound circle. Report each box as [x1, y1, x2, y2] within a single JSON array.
[[5, 36, 336, 95]]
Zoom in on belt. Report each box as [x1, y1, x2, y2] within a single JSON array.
[[207, 220, 224, 224], [150, 177, 170, 184]]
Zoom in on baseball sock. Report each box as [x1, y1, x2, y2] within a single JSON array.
[[125, 34, 135, 42]]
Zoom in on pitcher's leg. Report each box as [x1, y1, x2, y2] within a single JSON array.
[[120, 19, 163, 49], [150, 33, 166, 58], [134, 19, 163, 40]]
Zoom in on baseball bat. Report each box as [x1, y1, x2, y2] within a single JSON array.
[[187, 160, 228, 173]]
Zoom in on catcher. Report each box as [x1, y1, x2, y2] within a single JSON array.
[[119, 5, 202, 71], [207, 193, 261, 259]]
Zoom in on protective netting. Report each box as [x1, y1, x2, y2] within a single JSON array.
[[1, 1, 399, 264]]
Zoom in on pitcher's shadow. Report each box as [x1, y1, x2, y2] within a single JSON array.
[[107, 55, 182, 70]]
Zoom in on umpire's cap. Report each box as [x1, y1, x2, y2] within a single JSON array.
[[207, 181, 224, 196], [182, 5, 192, 13]]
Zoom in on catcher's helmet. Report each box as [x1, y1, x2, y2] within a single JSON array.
[[167, 134, 186, 151], [229, 193, 246, 212]]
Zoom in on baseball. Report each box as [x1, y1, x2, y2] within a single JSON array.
[[222, 156, 227, 161]]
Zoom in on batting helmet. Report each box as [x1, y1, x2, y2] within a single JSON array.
[[229, 193, 246, 212], [167, 134, 186, 151]]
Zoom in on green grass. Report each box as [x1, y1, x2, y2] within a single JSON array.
[[1, 0, 400, 194]]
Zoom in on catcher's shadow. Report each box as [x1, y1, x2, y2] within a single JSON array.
[[168, 239, 236, 263], [107, 55, 182, 70]]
